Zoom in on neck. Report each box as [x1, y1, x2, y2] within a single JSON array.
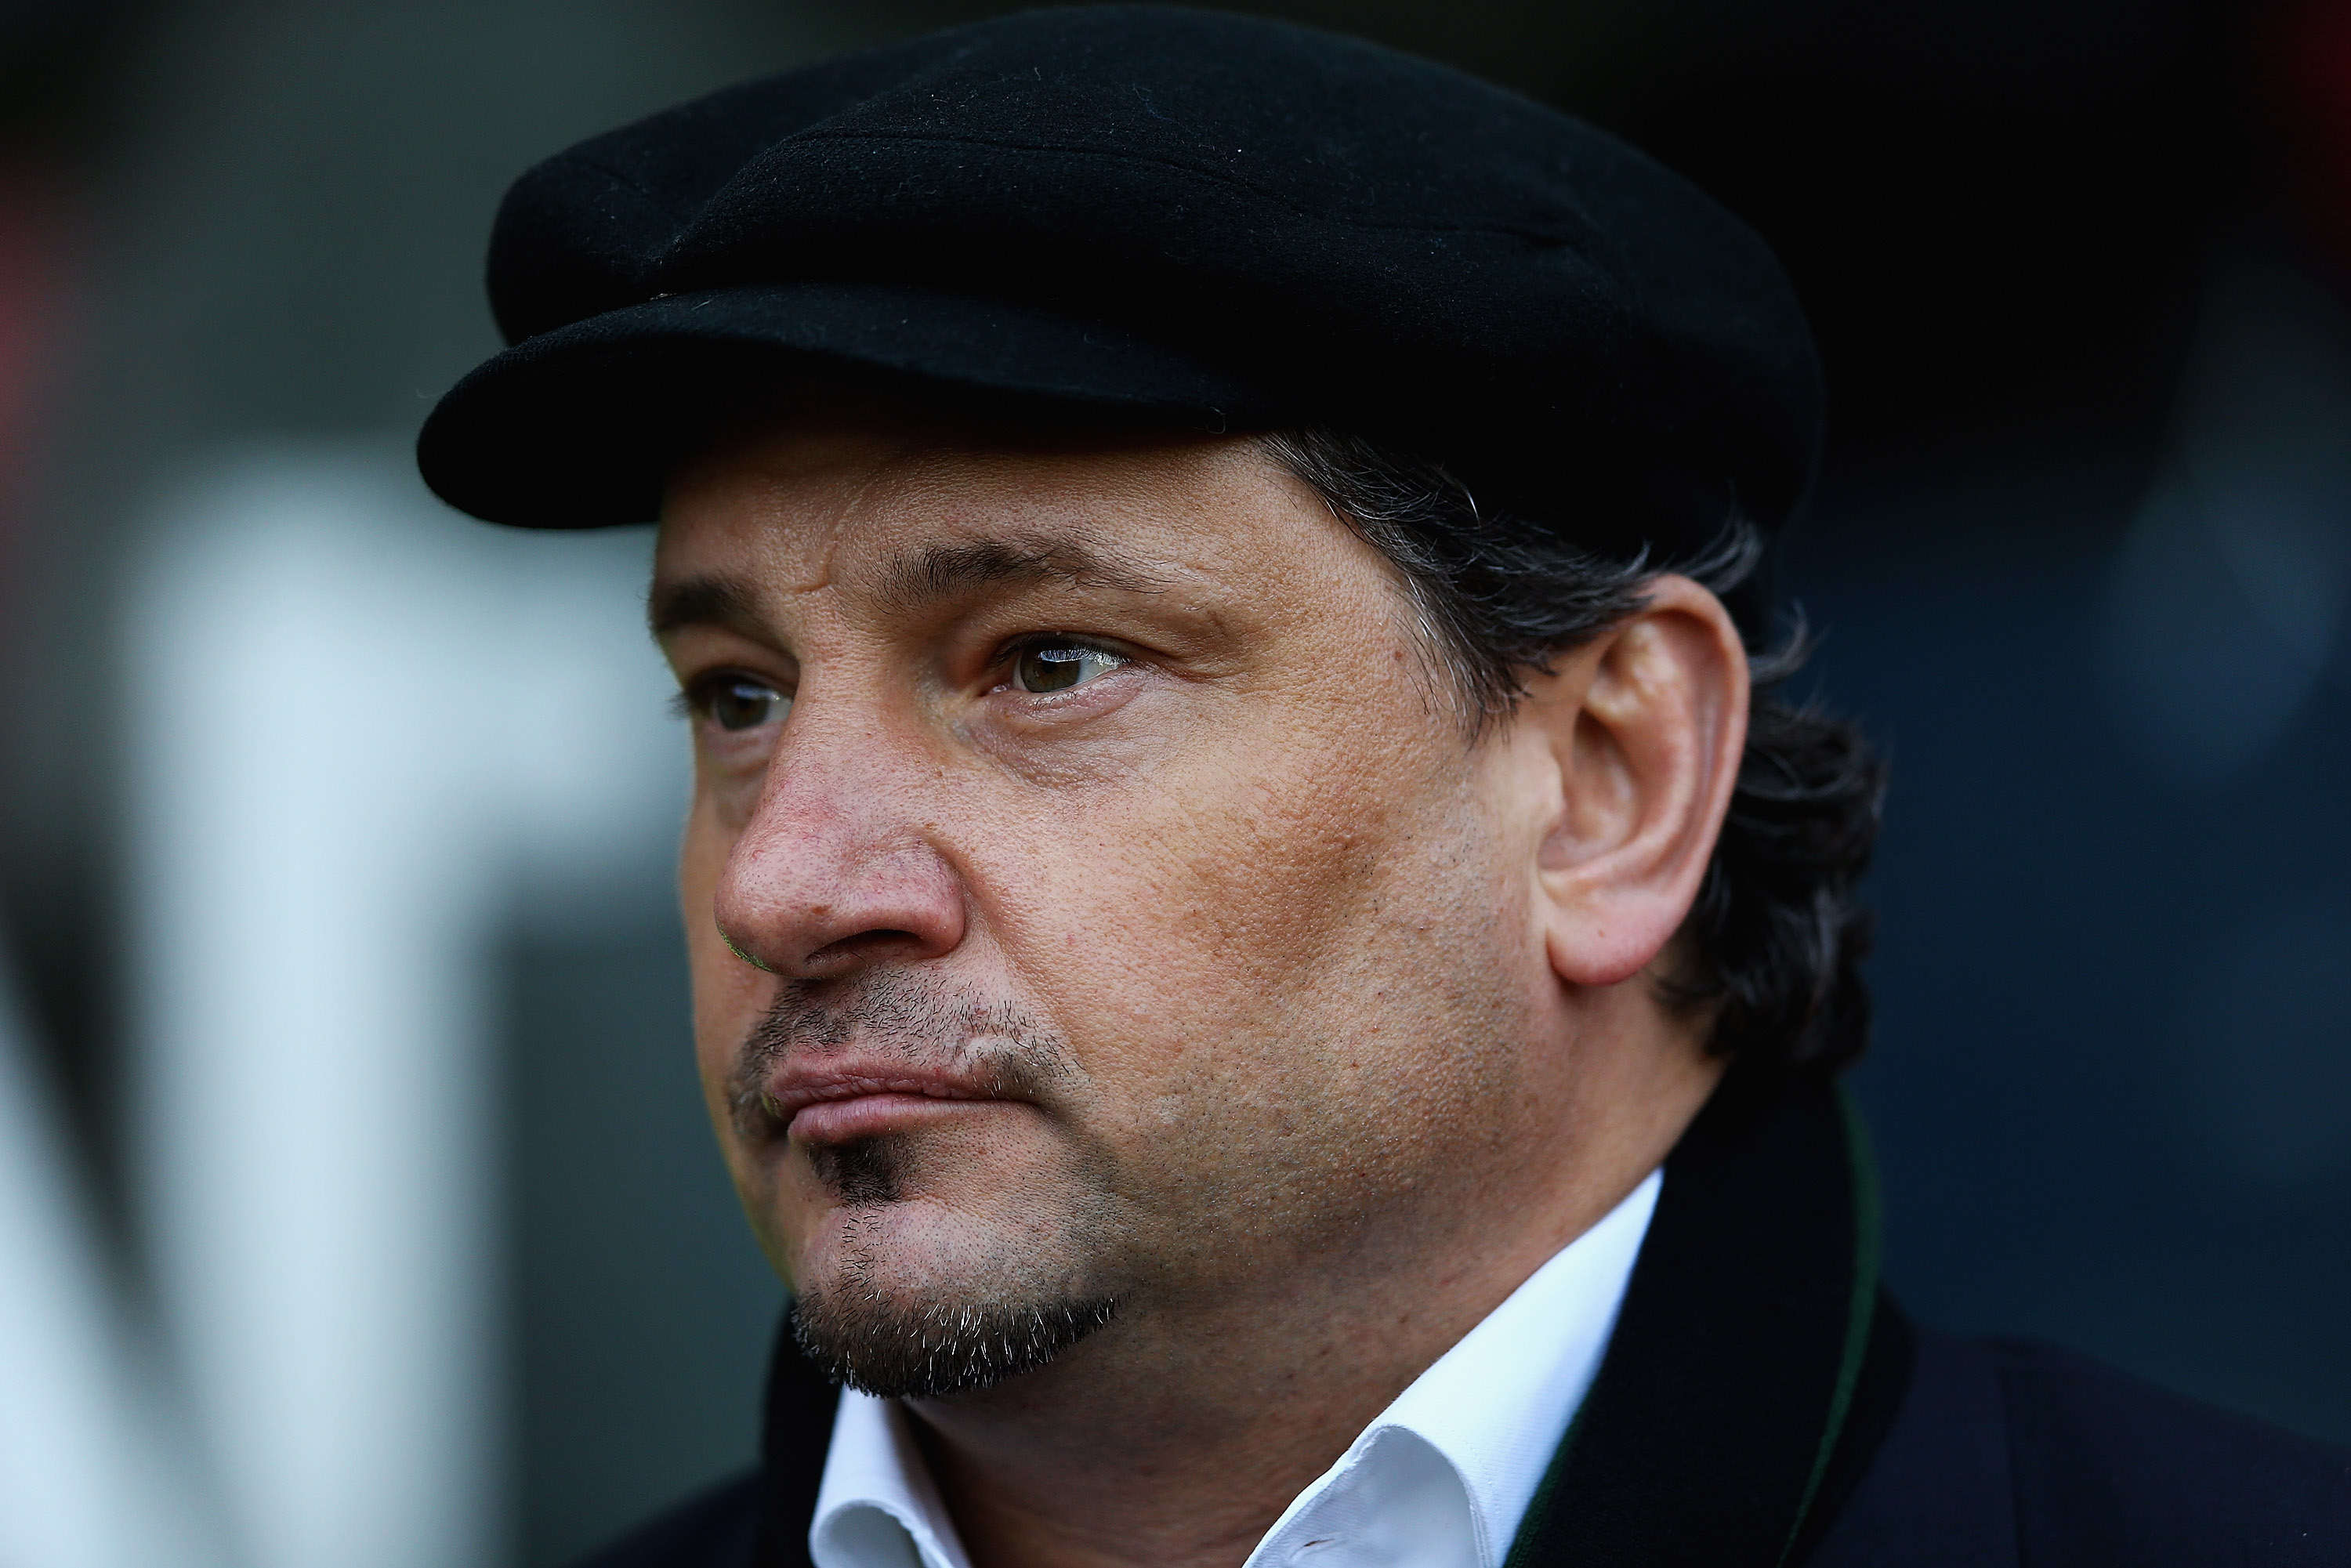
[[908, 1030, 1722, 1568]]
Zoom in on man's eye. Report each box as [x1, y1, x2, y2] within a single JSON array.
[[1014, 644, 1128, 693], [697, 677, 788, 732]]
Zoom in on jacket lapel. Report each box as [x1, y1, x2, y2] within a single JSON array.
[[755, 1315, 836, 1568], [1504, 1072, 1913, 1566]]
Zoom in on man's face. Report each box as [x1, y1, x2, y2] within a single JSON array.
[[656, 418, 1559, 1398]]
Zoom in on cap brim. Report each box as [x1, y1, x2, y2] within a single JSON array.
[[418, 281, 1291, 527]]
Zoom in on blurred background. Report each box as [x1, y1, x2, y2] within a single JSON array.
[[0, 0, 2345, 1563]]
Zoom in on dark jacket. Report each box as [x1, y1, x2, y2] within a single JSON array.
[[580, 1077, 2351, 1566]]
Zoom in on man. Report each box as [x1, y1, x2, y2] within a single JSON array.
[[417, 9, 2351, 1565]]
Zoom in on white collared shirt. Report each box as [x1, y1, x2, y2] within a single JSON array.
[[808, 1168, 1661, 1568]]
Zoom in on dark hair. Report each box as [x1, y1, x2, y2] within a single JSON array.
[[1259, 429, 1885, 1074]]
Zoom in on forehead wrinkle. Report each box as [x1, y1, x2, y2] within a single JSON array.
[[870, 530, 1170, 617], [668, 433, 1259, 638]]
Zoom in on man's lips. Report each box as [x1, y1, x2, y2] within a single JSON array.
[[760, 1065, 1012, 1145]]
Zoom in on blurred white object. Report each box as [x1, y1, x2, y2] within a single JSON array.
[[0, 960, 221, 1568], [128, 444, 684, 1568]]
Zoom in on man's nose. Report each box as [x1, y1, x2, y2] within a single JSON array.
[[711, 718, 966, 980]]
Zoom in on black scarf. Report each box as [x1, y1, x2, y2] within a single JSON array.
[[751, 1071, 1912, 1567]]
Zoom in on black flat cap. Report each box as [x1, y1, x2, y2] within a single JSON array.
[[418, 4, 1822, 559]]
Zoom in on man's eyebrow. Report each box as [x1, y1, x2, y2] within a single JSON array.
[[648, 573, 766, 639], [878, 534, 1166, 611]]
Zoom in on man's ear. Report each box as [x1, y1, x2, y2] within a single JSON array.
[[1509, 574, 1750, 988]]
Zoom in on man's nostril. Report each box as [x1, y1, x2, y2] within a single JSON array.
[[808, 929, 925, 969]]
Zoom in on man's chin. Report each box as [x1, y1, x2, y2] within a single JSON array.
[[790, 1284, 1118, 1399], [768, 1126, 1133, 1396]]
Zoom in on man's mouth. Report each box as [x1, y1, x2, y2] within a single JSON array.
[[759, 1063, 1012, 1146]]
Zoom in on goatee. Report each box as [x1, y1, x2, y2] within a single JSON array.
[[792, 1279, 1119, 1399], [741, 972, 1125, 1398]]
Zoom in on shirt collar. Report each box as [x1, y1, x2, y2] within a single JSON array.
[[1248, 1167, 1661, 1566], [807, 1168, 1661, 1568], [809, 1387, 971, 1568]]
